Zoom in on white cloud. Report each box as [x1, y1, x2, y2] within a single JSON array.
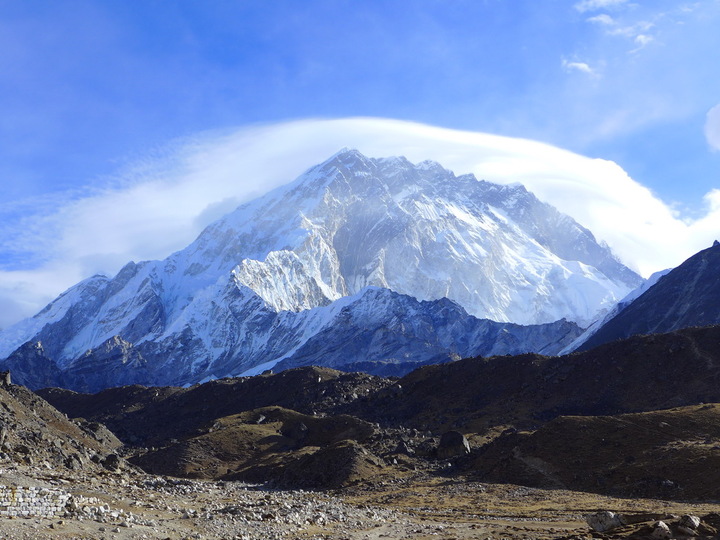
[[608, 20, 655, 39], [582, 4, 660, 55], [704, 188, 720, 212], [587, 14, 616, 25], [0, 117, 717, 328], [562, 59, 597, 76], [704, 103, 720, 151], [688, 189, 720, 246], [574, 0, 630, 13], [628, 33, 654, 53], [633, 34, 653, 46]]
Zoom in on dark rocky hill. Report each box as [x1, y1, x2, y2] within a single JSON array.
[[578, 241, 720, 351], [38, 367, 392, 446], [345, 324, 720, 435], [467, 403, 720, 500], [0, 373, 123, 475]]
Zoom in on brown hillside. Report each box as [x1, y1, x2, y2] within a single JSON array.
[[468, 403, 720, 500]]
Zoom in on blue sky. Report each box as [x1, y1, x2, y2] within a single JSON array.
[[1, 0, 719, 326]]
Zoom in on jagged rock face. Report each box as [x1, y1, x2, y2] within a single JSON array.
[[62, 336, 151, 393], [0, 150, 639, 390], [209, 150, 639, 326], [267, 290, 583, 377], [576, 242, 720, 351]]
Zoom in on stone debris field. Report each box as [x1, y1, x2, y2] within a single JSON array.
[[1, 462, 720, 540]]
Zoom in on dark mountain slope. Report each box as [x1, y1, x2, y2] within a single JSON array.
[[355, 324, 720, 432], [0, 377, 122, 474], [578, 241, 720, 351], [468, 403, 720, 500], [38, 367, 391, 446]]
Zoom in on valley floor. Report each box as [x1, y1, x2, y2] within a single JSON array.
[[1, 463, 717, 540]]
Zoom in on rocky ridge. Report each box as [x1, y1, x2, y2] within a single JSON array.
[[1, 288, 583, 392], [576, 241, 720, 351]]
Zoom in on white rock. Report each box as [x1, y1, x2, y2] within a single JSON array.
[[680, 514, 701, 530], [651, 521, 672, 539], [585, 511, 625, 532]]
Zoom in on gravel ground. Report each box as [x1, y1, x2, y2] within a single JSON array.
[[1, 463, 718, 540]]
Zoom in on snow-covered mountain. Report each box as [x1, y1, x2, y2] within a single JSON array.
[[0, 149, 641, 390]]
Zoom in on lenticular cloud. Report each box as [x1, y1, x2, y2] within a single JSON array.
[[175, 117, 711, 277], [0, 117, 717, 328]]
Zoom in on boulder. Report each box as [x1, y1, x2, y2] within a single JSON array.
[[679, 514, 701, 530], [585, 511, 626, 532], [101, 453, 122, 472], [651, 521, 672, 539], [436, 431, 470, 459], [393, 440, 413, 455]]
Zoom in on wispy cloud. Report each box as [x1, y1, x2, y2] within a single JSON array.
[[587, 14, 616, 25], [574, 0, 630, 13], [587, 11, 657, 53], [609, 20, 655, 37], [629, 33, 654, 52], [704, 104, 720, 151], [1, 118, 718, 328]]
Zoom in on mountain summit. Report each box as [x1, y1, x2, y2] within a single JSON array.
[[169, 148, 639, 325], [0, 150, 641, 389]]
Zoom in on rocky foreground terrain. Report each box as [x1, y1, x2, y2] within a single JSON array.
[[2, 325, 720, 538], [3, 460, 720, 540]]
